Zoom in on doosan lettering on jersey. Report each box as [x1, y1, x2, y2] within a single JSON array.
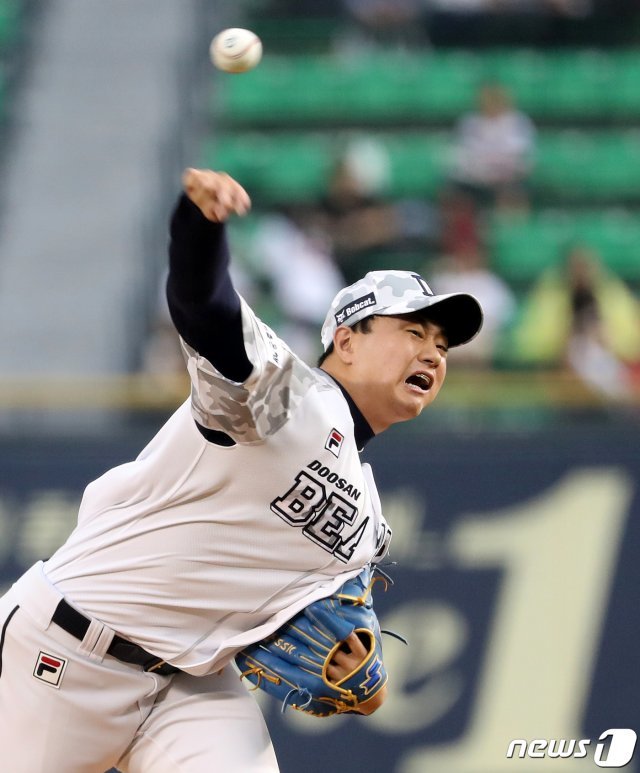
[[305, 459, 362, 499]]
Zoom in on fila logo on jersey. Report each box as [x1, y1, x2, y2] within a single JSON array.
[[325, 428, 344, 458], [33, 651, 67, 688]]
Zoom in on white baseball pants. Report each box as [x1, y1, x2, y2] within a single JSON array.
[[0, 563, 279, 773]]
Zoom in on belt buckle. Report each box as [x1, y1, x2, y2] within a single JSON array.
[[145, 659, 168, 673]]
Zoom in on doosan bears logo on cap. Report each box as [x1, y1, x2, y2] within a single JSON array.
[[334, 292, 376, 325]]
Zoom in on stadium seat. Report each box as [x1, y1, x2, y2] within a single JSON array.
[[205, 130, 640, 205], [380, 133, 450, 197], [0, 0, 22, 50], [517, 49, 616, 119], [609, 50, 640, 117], [533, 130, 640, 201], [247, 16, 344, 54], [201, 133, 334, 201], [212, 49, 640, 127], [488, 210, 640, 284], [213, 52, 482, 127], [202, 131, 452, 202]]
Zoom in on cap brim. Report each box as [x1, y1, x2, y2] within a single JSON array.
[[380, 292, 484, 348]]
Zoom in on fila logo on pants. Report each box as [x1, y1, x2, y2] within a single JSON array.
[[33, 651, 67, 688]]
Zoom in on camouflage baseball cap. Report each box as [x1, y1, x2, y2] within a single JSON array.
[[321, 270, 483, 350]]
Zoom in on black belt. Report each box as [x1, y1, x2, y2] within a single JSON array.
[[52, 598, 180, 676]]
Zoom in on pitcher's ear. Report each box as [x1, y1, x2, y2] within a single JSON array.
[[332, 326, 356, 364]]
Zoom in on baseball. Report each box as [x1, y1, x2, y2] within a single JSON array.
[[210, 28, 262, 73]]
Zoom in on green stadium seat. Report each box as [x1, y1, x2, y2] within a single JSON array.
[[483, 49, 558, 115], [0, 0, 21, 49], [577, 210, 640, 278], [214, 53, 480, 126], [489, 212, 571, 282], [202, 131, 452, 203], [489, 210, 640, 284], [536, 50, 617, 119], [609, 50, 640, 118], [382, 133, 450, 197], [248, 17, 344, 55], [212, 49, 640, 127], [206, 129, 640, 205], [411, 51, 482, 118], [201, 133, 335, 203], [533, 130, 640, 201]]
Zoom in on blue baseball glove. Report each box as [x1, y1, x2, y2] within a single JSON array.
[[235, 566, 394, 717]]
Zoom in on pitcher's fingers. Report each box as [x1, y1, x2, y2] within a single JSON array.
[[328, 633, 368, 673], [342, 632, 367, 659]]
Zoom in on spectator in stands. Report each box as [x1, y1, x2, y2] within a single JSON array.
[[426, 0, 591, 12], [423, 0, 596, 46], [429, 242, 517, 367], [340, 0, 428, 48], [508, 243, 640, 399], [447, 81, 537, 213], [320, 159, 396, 283], [318, 136, 438, 284], [438, 186, 482, 259], [245, 208, 346, 363]]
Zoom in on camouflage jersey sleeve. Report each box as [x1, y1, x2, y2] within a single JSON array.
[[181, 298, 316, 444], [166, 193, 316, 444]]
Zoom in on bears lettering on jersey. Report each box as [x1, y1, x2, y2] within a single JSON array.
[[270, 460, 370, 562]]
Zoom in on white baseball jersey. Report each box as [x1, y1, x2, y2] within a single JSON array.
[[43, 297, 391, 676]]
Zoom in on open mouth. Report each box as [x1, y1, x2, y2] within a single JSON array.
[[405, 373, 433, 392]]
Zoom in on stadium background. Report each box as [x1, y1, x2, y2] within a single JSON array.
[[0, 1, 638, 771]]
